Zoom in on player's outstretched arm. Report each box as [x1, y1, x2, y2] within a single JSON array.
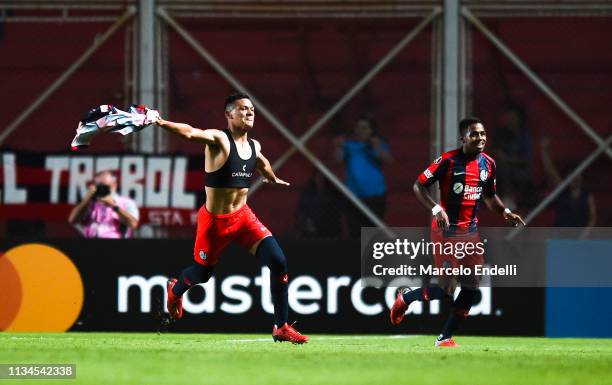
[[483, 194, 526, 227], [413, 180, 449, 230], [253, 140, 289, 186], [155, 118, 225, 145]]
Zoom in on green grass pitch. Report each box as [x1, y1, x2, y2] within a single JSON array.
[[1, 333, 611, 385]]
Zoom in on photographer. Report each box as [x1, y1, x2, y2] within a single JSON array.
[[68, 170, 139, 238]]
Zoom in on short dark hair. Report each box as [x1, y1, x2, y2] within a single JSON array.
[[224, 92, 251, 112], [459, 116, 482, 136]]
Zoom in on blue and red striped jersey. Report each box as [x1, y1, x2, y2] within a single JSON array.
[[417, 149, 496, 231]]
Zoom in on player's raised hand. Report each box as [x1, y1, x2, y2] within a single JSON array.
[[148, 114, 162, 126], [435, 210, 450, 230], [143, 108, 161, 125], [504, 211, 525, 227]]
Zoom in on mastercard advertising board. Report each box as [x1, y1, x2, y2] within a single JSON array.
[[0, 239, 544, 335], [0, 244, 83, 331]]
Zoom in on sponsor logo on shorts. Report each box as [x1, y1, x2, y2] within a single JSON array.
[[199, 250, 207, 260], [434, 156, 442, 164], [424, 169, 433, 179]]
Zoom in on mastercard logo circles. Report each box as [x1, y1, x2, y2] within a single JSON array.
[[0, 244, 84, 332]]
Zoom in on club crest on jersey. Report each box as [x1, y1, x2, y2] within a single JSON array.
[[199, 250, 207, 260], [453, 183, 464, 194], [480, 169, 489, 181]]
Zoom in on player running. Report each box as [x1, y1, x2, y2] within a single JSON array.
[[154, 92, 308, 344], [390, 117, 524, 347]]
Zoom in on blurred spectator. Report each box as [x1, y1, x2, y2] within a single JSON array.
[[541, 138, 596, 234], [68, 170, 139, 238], [295, 171, 342, 239], [492, 105, 534, 209], [0, 10, 14, 40], [335, 117, 392, 237]]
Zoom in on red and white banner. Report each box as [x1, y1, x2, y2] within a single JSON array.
[[0, 151, 206, 226]]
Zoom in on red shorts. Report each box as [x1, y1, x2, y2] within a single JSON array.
[[431, 228, 484, 271], [193, 204, 272, 266]]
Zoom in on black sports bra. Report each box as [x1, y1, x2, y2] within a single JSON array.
[[205, 129, 257, 188]]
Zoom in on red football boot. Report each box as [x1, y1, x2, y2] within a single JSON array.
[[272, 322, 309, 344], [166, 278, 183, 320], [390, 288, 410, 325], [435, 338, 459, 348]]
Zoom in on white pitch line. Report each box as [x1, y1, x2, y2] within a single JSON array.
[[9, 336, 46, 340], [227, 338, 271, 342], [225, 335, 418, 343]]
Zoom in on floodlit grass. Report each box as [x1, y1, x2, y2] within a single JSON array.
[[1, 333, 611, 385]]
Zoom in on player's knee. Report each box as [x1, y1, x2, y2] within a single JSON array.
[[185, 264, 214, 284], [256, 236, 287, 275]]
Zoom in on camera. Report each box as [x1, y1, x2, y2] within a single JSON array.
[[94, 184, 111, 198]]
